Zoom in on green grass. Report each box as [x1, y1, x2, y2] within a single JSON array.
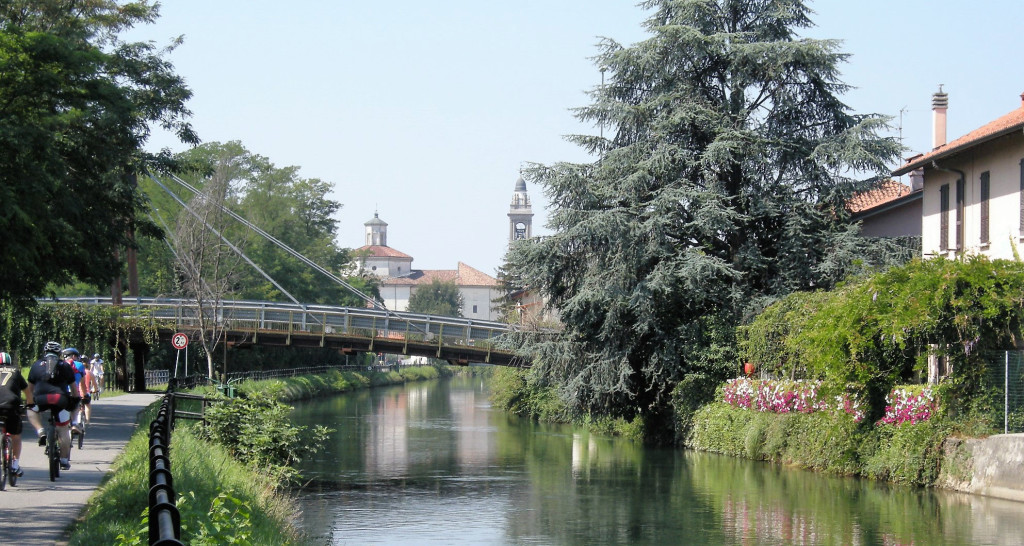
[[67, 365, 455, 543], [68, 404, 303, 545]]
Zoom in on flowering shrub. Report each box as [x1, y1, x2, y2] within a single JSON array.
[[722, 378, 864, 422], [878, 387, 936, 425]]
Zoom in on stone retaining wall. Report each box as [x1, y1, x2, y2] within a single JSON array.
[[939, 434, 1024, 502]]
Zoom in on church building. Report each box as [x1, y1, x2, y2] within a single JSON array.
[[353, 213, 503, 320]]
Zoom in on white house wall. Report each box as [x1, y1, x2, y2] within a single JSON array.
[[922, 135, 1024, 260], [460, 286, 501, 321]]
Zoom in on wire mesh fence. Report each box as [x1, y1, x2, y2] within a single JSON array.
[[983, 351, 1024, 434]]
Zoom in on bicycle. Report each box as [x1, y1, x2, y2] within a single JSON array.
[[44, 409, 61, 481], [72, 418, 85, 450], [1, 421, 11, 490]]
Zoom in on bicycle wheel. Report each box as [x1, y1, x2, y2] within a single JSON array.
[[47, 426, 58, 481], [1, 436, 9, 491], [77, 424, 84, 450]]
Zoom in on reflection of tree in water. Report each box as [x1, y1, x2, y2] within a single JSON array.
[[686, 451, 997, 545]]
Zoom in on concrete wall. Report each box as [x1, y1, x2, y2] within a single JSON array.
[[939, 434, 1024, 503]]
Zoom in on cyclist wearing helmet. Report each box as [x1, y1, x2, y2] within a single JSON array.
[[26, 341, 77, 470], [90, 353, 104, 400], [0, 351, 29, 477], [62, 348, 86, 433]]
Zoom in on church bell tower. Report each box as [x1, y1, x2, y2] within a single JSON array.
[[508, 175, 533, 243]]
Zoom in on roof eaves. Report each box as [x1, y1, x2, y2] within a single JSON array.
[[849, 189, 922, 221], [893, 124, 1024, 176]]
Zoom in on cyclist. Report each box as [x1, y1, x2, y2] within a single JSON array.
[[90, 353, 104, 400], [0, 351, 29, 478], [26, 341, 77, 471], [78, 358, 94, 427], [62, 348, 86, 433]]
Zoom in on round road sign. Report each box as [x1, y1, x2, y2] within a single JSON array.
[[171, 333, 189, 350]]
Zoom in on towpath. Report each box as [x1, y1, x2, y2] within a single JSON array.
[[0, 392, 162, 544]]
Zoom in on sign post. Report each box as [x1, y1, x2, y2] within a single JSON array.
[[172, 333, 189, 378]]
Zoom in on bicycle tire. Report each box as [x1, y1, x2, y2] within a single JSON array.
[[47, 423, 58, 482], [77, 426, 84, 450], [1, 436, 9, 491]]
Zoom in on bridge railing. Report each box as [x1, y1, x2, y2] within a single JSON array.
[[50, 297, 516, 350]]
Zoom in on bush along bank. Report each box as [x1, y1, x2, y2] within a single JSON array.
[[489, 367, 646, 441], [70, 365, 453, 544], [680, 377, 952, 486]]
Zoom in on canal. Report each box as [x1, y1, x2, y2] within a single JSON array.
[[290, 375, 1022, 545]]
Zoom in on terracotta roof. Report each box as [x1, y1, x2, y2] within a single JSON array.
[[455, 262, 499, 287], [355, 245, 412, 259], [893, 97, 1024, 176], [847, 180, 914, 214], [381, 262, 498, 288]]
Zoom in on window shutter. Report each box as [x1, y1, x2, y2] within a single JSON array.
[[1019, 159, 1024, 234], [980, 171, 990, 244], [955, 178, 965, 251], [940, 183, 949, 252]]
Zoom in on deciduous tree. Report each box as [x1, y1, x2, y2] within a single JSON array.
[[0, 1, 196, 301], [408, 279, 463, 318]]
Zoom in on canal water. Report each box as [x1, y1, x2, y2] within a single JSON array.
[[290, 375, 1023, 545]]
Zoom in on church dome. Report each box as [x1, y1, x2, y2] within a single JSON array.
[[514, 176, 527, 193], [364, 212, 387, 226]]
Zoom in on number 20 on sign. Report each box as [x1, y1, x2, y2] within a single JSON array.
[[171, 333, 189, 350]]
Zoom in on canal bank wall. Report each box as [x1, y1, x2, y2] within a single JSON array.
[[939, 434, 1024, 503]]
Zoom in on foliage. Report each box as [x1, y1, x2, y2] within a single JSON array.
[[670, 372, 719, 443], [0, 1, 197, 302], [0, 301, 156, 380], [178, 491, 254, 545], [71, 402, 300, 545], [489, 367, 567, 422], [502, 0, 903, 422], [688, 401, 864, 475], [139, 141, 373, 307], [739, 256, 1024, 422], [201, 396, 331, 484], [861, 419, 950, 485], [407, 278, 463, 317]]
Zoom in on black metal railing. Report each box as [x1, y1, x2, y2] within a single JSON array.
[[148, 394, 181, 545]]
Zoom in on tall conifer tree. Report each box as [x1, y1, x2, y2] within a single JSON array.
[[505, 0, 901, 420]]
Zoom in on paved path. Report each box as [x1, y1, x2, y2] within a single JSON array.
[[0, 392, 163, 545]]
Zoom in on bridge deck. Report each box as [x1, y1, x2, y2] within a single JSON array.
[[54, 297, 528, 366]]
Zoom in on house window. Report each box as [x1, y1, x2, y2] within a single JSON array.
[[939, 183, 949, 251], [955, 177, 965, 251], [472, 305, 478, 314], [980, 171, 990, 245]]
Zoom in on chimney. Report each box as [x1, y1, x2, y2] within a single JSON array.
[[1020, 91, 1024, 108], [909, 168, 924, 191], [932, 86, 948, 149]]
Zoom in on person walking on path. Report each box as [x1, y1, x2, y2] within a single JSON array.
[[0, 391, 162, 544]]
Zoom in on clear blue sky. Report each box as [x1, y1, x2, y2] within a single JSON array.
[[128, 1, 1024, 276]]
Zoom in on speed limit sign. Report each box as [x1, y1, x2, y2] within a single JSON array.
[[171, 332, 189, 350]]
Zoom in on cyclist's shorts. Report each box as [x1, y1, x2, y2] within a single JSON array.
[[37, 394, 73, 426], [0, 406, 23, 435]]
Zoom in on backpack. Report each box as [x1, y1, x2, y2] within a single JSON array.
[[44, 353, 60, 380]]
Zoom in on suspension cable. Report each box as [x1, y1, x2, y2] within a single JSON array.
[[146, 174, 306, 307]]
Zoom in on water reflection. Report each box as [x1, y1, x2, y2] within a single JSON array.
[[291, 377, 1023, 545]]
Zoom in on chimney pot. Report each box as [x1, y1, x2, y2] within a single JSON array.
[[909, 168, 924, 191], [932, 87, 948, 149]]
